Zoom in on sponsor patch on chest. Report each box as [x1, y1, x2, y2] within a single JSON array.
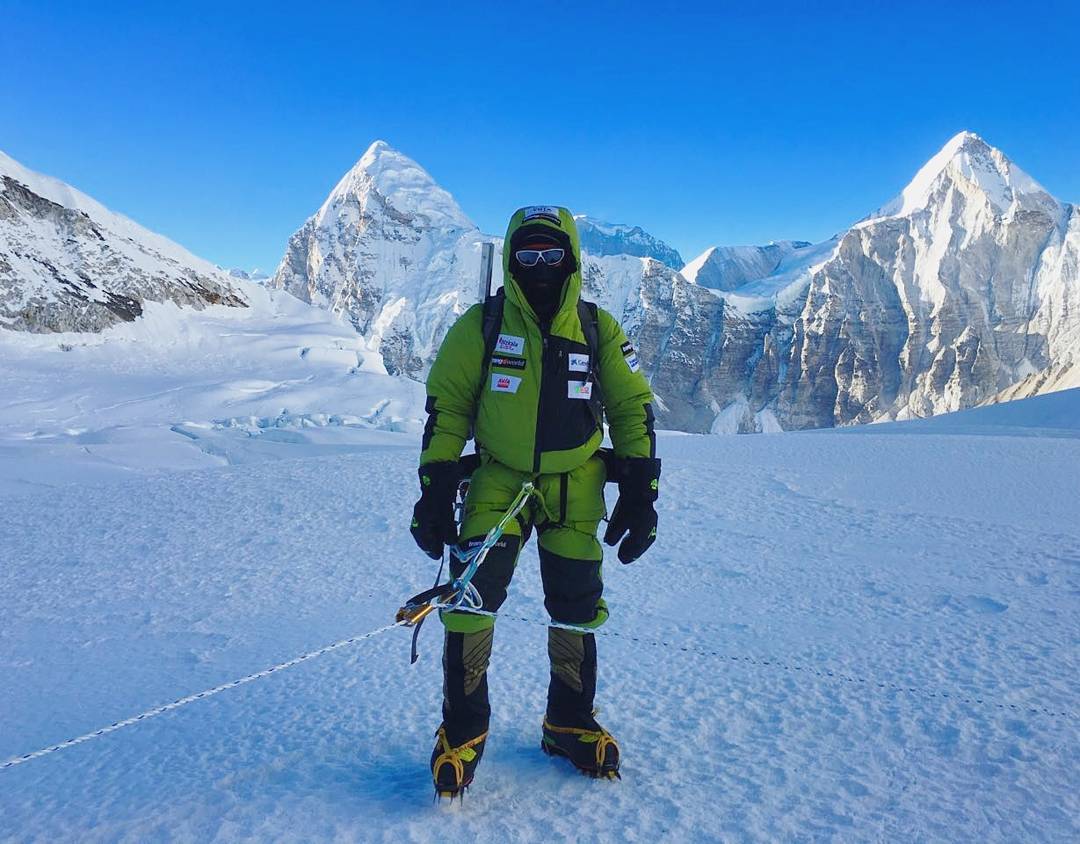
[[567, 380, 593, 400], [491, 373, 522, 393], [495, 334, 525, 356], [491, 355, 526, 371], [568, 353, 590, 373]]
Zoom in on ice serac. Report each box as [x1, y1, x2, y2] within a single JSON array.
[[270, 141, 492, 376], [574, 215, 684, 269], [0, 150, 246, 333]]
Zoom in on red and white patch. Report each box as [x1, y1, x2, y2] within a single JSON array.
[[491, 373, 522, 394]]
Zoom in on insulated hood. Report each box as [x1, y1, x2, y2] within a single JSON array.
[[502, 206, 583, 323]]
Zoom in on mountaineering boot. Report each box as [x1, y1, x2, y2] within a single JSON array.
[[541, 627, 621, 779], [541, 716, 620, 779], [432, 627, 495, 796], [431, 724, 488, 798]]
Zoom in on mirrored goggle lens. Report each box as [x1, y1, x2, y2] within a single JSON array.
[[515, 248, 565, 266]]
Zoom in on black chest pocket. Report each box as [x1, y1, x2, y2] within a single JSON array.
[[538, 336, 602, 453]]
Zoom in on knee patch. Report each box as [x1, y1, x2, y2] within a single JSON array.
[[539, 544, 608, 627]]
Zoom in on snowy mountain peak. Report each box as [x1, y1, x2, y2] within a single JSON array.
[[0, 149, 223, 276], [272, 142, 485, 376], [871, 131, 1057, 221], [322, 141, 473, 232], [1, 149, 245, 333], [574, 215, 684, 269], [681, 240, 818, 292]]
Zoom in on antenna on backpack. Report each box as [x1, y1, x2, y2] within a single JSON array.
[[479, 242, 495, 302]]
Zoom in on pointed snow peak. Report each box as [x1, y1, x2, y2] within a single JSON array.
[[871, 131, 1056, 221], [680, 246, 718, 285], [322, 141, 474, 232]]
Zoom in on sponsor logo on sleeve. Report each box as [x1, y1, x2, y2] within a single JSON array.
[[625, 353, 641, 373], [491, 355, 527, 371], [567, 380, 593, 400], [568, 353, 590, 373], [522, 206, 562, 224], [495, 334, 526, 356], [491, 373, 522, 393], [620, 341, 634, 355]]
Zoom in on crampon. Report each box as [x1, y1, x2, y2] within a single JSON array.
[[541, 718, 621, 780], [431, 725, 487, 801]]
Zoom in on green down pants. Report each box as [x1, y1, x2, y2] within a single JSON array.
[[438, 452, 608, 744], [441, 451, 609, 633]]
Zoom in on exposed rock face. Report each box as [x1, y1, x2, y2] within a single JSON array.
[[273, 134, 1080, 433], [0, 152, 245, 333], [621, 132, 1080, 432], [771, 133, 1079, 428]]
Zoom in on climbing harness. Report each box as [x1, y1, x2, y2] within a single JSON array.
[[396, 480, 539, 663]]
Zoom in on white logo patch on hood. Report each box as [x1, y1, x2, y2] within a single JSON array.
[[522, 206, 562, 225]]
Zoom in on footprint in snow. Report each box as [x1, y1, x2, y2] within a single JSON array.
[[935, 594, 1008, 614]]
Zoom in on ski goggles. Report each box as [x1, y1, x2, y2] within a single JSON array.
[[514, 248, 565, 267]]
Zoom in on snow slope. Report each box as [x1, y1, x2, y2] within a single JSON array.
[[1, 387, 1077, 841], [0, 150, 246, 333], [0, 283, 426, 496]]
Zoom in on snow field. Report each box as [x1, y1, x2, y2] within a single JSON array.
[[1, 408, 1078, 841]]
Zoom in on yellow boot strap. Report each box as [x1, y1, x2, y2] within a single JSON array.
[[543, 719, 619, 769], [432, 727, 488, 787]]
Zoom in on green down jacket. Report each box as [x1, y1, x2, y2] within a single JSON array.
[[420, 206, 656, 473]]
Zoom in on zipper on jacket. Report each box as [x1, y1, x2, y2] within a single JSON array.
[[533, 329, 550, 472]]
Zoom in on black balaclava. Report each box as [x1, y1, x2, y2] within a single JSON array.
[[509, 224, 576, 324]]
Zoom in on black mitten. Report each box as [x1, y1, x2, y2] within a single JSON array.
[[602, 457, 661, 564], [410, 462, 460, 560]]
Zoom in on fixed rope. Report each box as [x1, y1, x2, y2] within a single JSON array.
[[3, 608, 1074, 774], [429, 610, 1076, 722], [1, 619, 407, 771]]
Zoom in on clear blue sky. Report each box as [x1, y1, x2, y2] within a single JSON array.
[[3, 1, 1079, 272]]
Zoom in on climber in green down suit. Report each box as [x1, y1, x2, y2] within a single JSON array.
[[409, 205, 661, 795]]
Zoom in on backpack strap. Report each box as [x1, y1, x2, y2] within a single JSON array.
[[481, 288, 506, 374], [577, 299, 605, 419], [577, 299, 600, 361]]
